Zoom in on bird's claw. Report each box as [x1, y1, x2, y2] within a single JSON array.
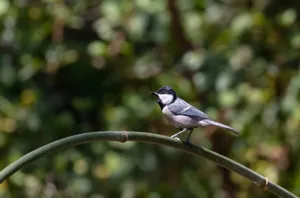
[[172, 137, 181, 144]]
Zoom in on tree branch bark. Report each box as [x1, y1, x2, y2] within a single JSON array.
[[0, 131, 297, 198]]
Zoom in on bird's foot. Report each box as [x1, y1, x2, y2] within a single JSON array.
[[171, 136, 181, 144]]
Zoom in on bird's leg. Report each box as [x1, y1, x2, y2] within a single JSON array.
[[171, 128, 188, 139], [184, 128, 194, 146]]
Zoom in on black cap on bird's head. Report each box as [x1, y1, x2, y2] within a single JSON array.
[[150, 86, 177, 109], [151, 86, 176, 96]]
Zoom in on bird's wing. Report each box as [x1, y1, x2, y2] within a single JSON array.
[[168, 98, 209, 120]]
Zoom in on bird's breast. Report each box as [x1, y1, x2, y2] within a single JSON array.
[[162, 106, 176, 125], [162, 106, 198, 128]]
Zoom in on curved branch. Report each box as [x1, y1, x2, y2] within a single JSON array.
[[0, 131, 297, 198]]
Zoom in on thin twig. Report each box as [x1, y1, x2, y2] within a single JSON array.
[[0, 131, 297, 198]]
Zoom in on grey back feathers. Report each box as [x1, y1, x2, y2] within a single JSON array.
[[168, 98, 209, 121]]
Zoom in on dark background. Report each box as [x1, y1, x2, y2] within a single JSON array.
[[0, 0, 300, 197]]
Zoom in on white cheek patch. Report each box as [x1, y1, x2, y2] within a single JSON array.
[[158, 94, 173, 105]]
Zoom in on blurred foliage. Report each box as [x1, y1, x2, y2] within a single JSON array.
[[0, 0, 300, 197]]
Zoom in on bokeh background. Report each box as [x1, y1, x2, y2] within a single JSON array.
[[0, 0, 300, 197]]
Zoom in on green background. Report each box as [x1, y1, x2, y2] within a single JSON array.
[[0, 0, 300, 197]]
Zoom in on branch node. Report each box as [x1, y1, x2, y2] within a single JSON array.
[[121, 130, 128, 143], [259, 177, 269, 190]]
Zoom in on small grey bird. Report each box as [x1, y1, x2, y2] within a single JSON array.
[[151, 86, 238, 142]]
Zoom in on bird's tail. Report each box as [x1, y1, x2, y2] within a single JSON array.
[[200, 119, 239, 134]]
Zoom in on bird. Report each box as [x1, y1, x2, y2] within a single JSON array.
[[151, 86, 238, 143]]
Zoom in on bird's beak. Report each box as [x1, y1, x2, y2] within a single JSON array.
[[150, 92, 158, 97]]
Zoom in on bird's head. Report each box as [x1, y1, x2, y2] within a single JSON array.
[[151, 86, 177, 107]]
